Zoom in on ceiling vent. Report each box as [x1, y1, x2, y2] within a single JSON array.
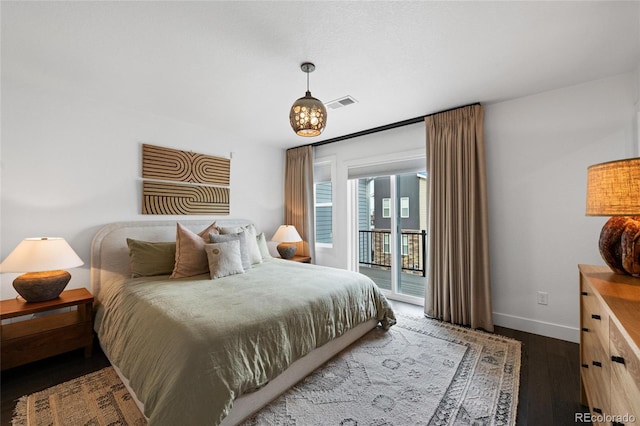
[[325, 95, 358, 110]]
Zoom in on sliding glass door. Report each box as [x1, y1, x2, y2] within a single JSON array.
[[355, 172, 426, 304]]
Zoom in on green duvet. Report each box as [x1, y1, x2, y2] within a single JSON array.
[[94, 259, 396, 425]]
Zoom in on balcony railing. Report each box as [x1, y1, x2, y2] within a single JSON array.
[[358, 229, 426, 277]]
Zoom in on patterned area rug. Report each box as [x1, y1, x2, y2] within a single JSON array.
[[12, 315, 521, 426], [243, 315, 521, 426], [12, 367, 146, 426]]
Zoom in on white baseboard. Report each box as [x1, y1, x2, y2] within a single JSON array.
[[493, 312, 580, 343]]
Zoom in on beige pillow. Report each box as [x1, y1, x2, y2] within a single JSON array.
[[170, 222, 219, 279], [205, 240, 245, 279], [126, 238, 176, 278], [220, 224, 262, 265]]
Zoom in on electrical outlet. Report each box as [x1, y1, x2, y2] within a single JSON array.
[[537, 291, 549, 305]]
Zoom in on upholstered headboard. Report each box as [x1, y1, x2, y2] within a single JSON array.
[[90, 219, 255, 300]]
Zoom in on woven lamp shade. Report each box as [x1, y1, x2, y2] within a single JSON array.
[[586, 158, 640, 216], [585, 157, 640, 276]]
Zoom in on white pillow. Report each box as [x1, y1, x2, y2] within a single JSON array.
[[209, 232, 251, 271], [256, 232, 272, 260], [204, 240, 244, 279], [220, 224, 262, 265]]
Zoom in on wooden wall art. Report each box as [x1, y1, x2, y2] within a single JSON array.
[[141, 144, 231, 215], [142, 181, 230, 215], [142, 144, 230, 186]]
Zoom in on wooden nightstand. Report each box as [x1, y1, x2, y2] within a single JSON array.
[[0, 288, 94, 370], [287, 255, 312, 263]]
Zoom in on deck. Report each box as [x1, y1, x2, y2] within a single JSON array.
[[358, 265, 426, 298]]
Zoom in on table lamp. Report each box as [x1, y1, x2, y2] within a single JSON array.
[[0, 237, 84, 302], [272, 225, 303, 259], [586, 157, 640, 276]]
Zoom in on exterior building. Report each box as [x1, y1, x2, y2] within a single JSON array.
[[315, 181, 333, 245], [358, 174, 427, 276]]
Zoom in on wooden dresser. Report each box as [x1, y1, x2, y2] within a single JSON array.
[[579, 264, 640, 425]]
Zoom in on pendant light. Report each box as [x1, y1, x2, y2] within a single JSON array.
[[289, 62, 327, 137]]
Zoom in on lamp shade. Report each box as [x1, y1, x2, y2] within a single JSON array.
[[586, 158, 640, 216], [1, 237, 84, 273], [585, 157, 640, 277], [289, 92, 327, 137], [272, 225, 303, 243], [289, 62, 327, 137]]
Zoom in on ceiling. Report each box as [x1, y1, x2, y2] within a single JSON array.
[[3, 1, 639, 149]]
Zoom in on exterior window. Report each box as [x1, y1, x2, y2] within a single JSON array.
[[382, 198, 391, 218], [383, 234, 390, 254], [400, 197, 409, 218], [402, 234, 409, 255], [315, 181, 332, 245]]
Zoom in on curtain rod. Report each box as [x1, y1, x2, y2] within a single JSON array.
[[291, 102, 480, 150]]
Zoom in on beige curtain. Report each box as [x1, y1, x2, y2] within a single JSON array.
[[425, 104, 493, 331], [284, 145, 315, 260]]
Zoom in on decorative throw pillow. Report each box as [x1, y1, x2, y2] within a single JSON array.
[[205, 240, 245, 279], [210, 232, 251, 271], [170, 222, 220, 279], [220, 224, 262, 265], [256, 232, 272, 261], [126, 239, 176, 278]]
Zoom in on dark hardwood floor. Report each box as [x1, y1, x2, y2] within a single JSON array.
[[495, 325, 590, 425], [1, 302, 590, 426]]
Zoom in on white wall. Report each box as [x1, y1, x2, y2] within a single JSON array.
[[486, 72, 638, 342], [316, 71, 638, 342], [1, 71, 285, 298], [637, 63, 640, 153]]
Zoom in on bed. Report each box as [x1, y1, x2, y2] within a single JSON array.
[[91, 219, 396, 426]]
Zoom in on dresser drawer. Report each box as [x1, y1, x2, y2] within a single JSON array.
[[579, 265, 640, 426], [610, 319, 640, 422], [581, 280, 609, 350], [581, 327, 611, 417]]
